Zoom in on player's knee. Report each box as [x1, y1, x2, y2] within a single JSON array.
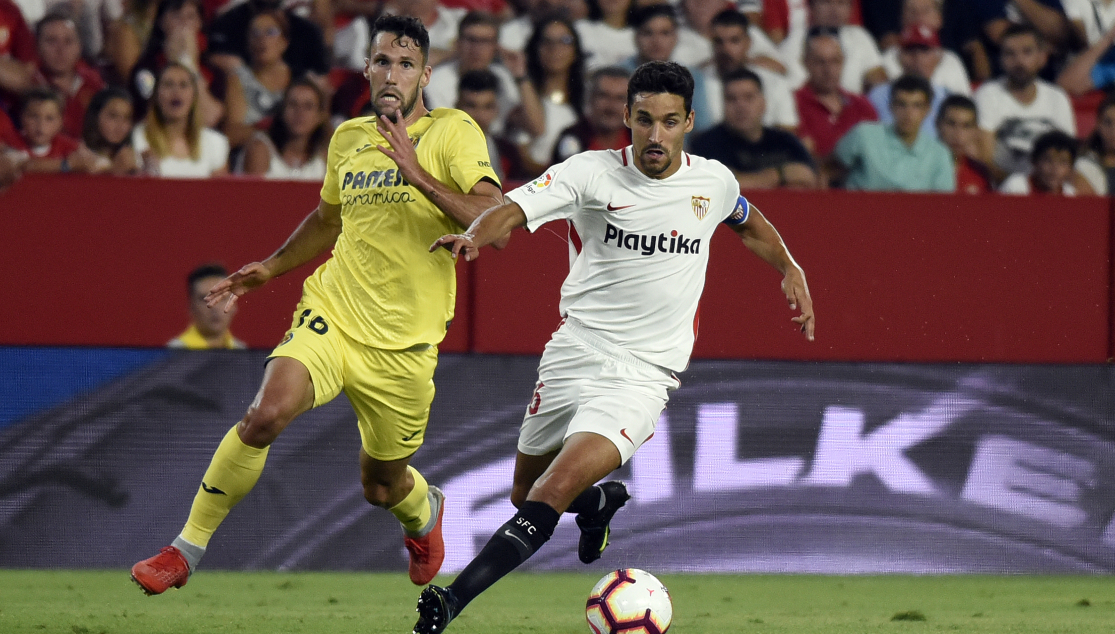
[[361, 481, 394, 507], [239, 402, 292, 447]]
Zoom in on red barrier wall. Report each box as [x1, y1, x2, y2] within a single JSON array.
[[1, 175, 1110, 362]]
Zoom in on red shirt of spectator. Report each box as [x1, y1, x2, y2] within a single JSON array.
[[0, 0, 36, 61], [33, 15, 106, 139], [7, 129, 79, 158], [956, 156, 992, 194], [762, 0, 862, 39], [794, 83, 877, 158], [440, 0, 507, 12]]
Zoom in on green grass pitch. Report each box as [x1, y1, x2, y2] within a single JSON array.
[[0, 571, 1112, 633]]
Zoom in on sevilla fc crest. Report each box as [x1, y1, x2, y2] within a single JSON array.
[[691, 195, 710, 220]]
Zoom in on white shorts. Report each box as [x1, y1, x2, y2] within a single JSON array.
[[518, 318, 679, 464]]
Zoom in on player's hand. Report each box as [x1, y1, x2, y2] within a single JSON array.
[[204, 262, 274, 312], [430, 233, 480, 261], [376, 110, 420, 182], [782, 267, 815, 341]]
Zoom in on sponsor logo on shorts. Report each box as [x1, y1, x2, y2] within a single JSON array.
[[603, 223, 701, 256], [620, 428, 635, 445], [402, 430, 422, 442], [278, 332, 294, 346]]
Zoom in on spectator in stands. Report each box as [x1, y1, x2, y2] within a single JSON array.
[[1066, 0, 1115, 47], [1057, 22, 1115, 96], [974, 24, 1076, 177], [455, 68, 529, 182], [6, 87, 80, 173], [29, 13, 106, 140], [0, 0, 36, 97], [209, 9, 292, 149], [1000, 129, 1087, 195], [207, 0, 329, 80], [868, 25, 953, 139], [691, 67, 818, 189], [575, 0, 636, 70], [970, 0, 1073, 81], [500, 0, 566, 52], [104, 0, 160, 82], [168, 263, 247, 349], [794, 28, 877, 162], [518, 14, 585, 173], [133, 62, 230, 177], [672, 0, 725, 69], [70, 86, 138, 175], [238, 77, 328, 180], [622, 3, 680, 73], [130, 0, 224, 127], [936, 94, 994, 194], [832, 74, 955, 191], [426, 11, 520, 135], [1076, 93, 1115, 195], [881, 0, 972, 97], [795, 0, 887, 94], [552, 65, 631, 162], [695, 9, 797, 134], [385, 0, 465, 67]]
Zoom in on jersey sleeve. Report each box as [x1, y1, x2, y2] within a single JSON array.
[[719, 168, 750, 226], [320, 126, 345, 205], [505, 154, 591, 233], [442, 112, 502, 193]]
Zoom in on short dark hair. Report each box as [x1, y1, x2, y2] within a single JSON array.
[[458, 68, 501, 95], [21, 87, 65, 116], [369, 14, 430, 63], [628, 60, 694, 114], [1002, 23, 1043, 47], [936, 94, 977, 127], [187, 264, 228, 297], [890, 74, 933, 104], [630, 3, 677, 31], [35, 10, 76, 40], [1031, 129, 1078, 163], [711, 8, 749, 31], [458, 9, 500, 36], [722, 67, 763, 91], [589, 66, 631, 96]]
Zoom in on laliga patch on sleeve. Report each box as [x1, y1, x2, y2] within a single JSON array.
[[723, 195, 750, 226], [522, 170, 555, 195]]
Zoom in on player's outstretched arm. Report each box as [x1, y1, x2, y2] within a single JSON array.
[[376, 110, 504, 228], [731, 202, 815, 341], [206, 199, 343, 311], [429, 201, 528, 262]]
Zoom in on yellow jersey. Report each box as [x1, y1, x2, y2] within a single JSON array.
[[306, 108, 499, 349]]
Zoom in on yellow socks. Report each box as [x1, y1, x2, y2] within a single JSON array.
[[180, 425, 270, 548], [390, 466, 432, 535]]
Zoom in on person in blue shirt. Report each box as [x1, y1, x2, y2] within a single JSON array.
[[832, 74, 956, 192]]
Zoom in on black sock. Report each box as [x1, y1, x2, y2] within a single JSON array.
[[566, 485, 604, 515], [447, 501, 560, 610]]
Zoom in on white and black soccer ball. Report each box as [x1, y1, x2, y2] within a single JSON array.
[[585, 568, 672, 634]]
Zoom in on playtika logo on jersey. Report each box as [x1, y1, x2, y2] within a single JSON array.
[[603, 224, 701, 256]]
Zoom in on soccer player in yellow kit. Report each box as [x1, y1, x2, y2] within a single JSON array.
[[130, 15, 503, 594]]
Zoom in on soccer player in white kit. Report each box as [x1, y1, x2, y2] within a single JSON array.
[[412, 60, 814, 634]]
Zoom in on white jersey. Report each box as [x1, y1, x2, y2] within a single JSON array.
[[505, 147, 747, 372]]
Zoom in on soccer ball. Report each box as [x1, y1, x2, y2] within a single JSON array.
[[585, 568, 672, 634]]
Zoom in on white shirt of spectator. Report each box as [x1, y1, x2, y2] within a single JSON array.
[[699, 64, 800, 130], [499, 15, 532, 52], [235, 130, 326, 181], [1064, 0, 1115, 46], [783, 24, 884, 94], [881, 46, 972, 96], [576, 20, 638, 70], [425, 60, 521, 135], [527, 98, 579, 166], [133, 124, 230, 178], [1075, 153, 1108, 194], [999, 172, 1078, 195], [673, 26, 713, 69], [973, 78, 1076, 174], [505, 147, 743, 371]]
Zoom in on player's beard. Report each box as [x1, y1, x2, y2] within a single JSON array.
[[639, 143, 673, 177], [372, 83, 421, 121]]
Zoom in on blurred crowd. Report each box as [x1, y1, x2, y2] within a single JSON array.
[[2, 0, 1115, 197]]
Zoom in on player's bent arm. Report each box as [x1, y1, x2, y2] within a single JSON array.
[[431, 200, 527, 261], [262, 199, 344, 278], [732, 202, 815, 340], [410, 167, 505, 229]]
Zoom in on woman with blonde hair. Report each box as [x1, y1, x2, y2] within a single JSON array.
[[133, 62, 229, 178]]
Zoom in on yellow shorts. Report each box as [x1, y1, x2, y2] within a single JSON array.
[[269, 302, 438, 461]]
